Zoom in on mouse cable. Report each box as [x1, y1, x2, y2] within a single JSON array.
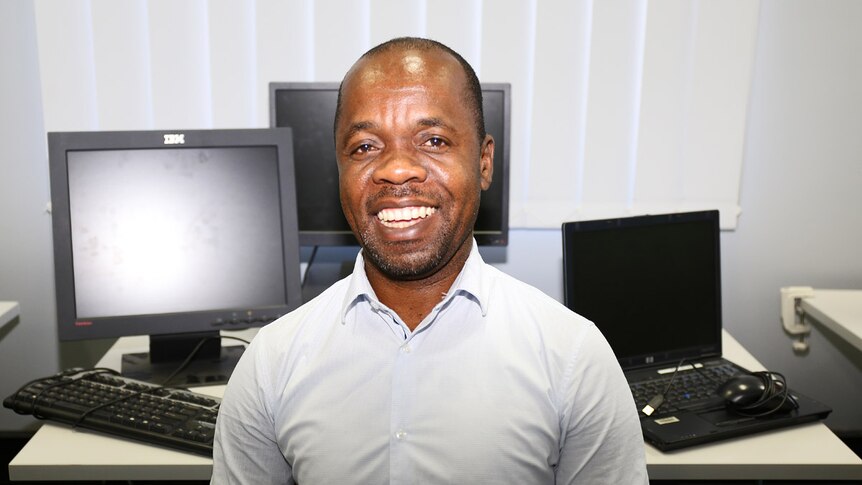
[[734, 371, 796, 417], [642, 358, 686, 416]]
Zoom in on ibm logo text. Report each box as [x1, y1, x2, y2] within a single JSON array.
[[163, 134, 185, 145]]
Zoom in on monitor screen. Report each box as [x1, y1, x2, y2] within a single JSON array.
[[48, 128, 302, 384], [561, 211, 722, 369], [269, 82, 510, 246]]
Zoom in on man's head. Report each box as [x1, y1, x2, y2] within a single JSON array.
[[334, 37, 494, 282], [335, 37, 486, 146]]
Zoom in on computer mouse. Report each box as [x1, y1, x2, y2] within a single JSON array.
[[717, 373, 766, 407], [717, 372, 799, 415]]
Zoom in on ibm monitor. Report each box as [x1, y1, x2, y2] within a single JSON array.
[[48, 128, 302, 385]]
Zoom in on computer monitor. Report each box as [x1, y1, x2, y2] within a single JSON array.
[[48, 128, 302, 385], [269, 82, 510, 247], [561, 210, 721, 369]]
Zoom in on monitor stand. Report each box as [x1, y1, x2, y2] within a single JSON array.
[[120, 331, 244, 387]]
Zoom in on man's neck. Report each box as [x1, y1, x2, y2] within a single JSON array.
[[364, 243, 472, 331]]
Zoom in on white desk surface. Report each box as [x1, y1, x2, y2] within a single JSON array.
[[801, 289, 862, 353], [9, 330, 862, 481], [0, 301, 20, 329]]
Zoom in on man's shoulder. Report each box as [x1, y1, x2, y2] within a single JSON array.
[[481, 263, 582, 313], [478, 262, 595, 335], [256, 276, 352, 340]]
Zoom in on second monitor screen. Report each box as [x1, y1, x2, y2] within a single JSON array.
[[271, 83, 509, 247]]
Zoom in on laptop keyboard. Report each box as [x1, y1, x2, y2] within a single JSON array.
[[630, 362, 738, 415]]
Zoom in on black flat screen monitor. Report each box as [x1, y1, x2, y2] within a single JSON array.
[[561, 210, 721, 370], [48, 128, 302, 385], [270, 82, 510, 246]]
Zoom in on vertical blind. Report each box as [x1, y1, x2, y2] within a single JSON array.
[[33, 0, 759, 229]]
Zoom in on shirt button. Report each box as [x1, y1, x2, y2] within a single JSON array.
[[400, 345, 411, 353], [395, 430, 407, 440]]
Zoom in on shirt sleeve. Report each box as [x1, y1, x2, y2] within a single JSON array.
[[554, 324, 649, 484], [211, 336, 293, 485]]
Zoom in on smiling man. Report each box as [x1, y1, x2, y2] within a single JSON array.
[[212, 38, 648, 484], [334, 39, 495, 331]]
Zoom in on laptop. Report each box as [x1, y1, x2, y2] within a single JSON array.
[[562, 210, 831, 451]]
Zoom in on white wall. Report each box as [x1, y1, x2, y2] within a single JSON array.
[[721, 0, 862, 434], [0, 0, 60, 432], [1, 0, 861, 436]]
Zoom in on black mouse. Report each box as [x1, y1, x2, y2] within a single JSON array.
[[717, 372, 798, 415], [718, 374, 766, 406]]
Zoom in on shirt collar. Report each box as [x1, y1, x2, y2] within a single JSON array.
[[340, 239, 490, 324]]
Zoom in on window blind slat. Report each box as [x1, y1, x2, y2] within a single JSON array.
[[313, 0, 370, 81], [255, 0, 315, 126], [209, 0, 257, 128], [525, 0, 591, 215], [480, 0, 536, 224], [146, 0, 212, 129], [34, 0, 98, 132], [370, 0, 426, 45], [426, 0, 483, 70], [579, 0, 647, 218], [91, 0, 152, 130]]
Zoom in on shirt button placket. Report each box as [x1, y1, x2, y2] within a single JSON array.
[[390, 336, 414, 483]]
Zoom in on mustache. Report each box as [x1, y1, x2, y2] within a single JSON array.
[[365, 185, 438, 205]]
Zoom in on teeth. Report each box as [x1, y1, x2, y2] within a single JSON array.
[[377, 206, 436, 225]]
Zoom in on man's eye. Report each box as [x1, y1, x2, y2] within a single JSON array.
[[423, 137, 447, 148], [352, 143, 374, 155]]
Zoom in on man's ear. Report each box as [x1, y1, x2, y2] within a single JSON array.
[[479, 134, 494, 191]]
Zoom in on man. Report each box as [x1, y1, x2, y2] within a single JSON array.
[[212, 37, 648, 484]]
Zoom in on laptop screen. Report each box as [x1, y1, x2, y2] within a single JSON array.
[[562, 210, 722, 370]]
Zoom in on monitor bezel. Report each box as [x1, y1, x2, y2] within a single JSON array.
[[268, 81, 511, 247], [49, 128, 303, 342]]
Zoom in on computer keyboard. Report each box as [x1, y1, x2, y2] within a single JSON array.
[[630, 362, 738, 415], [3, 368, 219, 456]]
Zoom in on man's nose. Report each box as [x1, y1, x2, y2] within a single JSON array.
[[372, 145, 428, 185]]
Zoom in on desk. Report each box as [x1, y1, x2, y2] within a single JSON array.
[[645, 331, 862, 481], [0, 301, 19, 330], [800, 289, 862, 354], [8, 330, 862, 481]]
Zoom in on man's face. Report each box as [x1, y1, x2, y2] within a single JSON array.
[[335, 48, 493, 280]]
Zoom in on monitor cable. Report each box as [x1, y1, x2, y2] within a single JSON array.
[[301, 245, 320, 289], [159, 334, 250, 387]]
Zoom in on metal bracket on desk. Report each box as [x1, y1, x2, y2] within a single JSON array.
[[780, 286, 814, 353]]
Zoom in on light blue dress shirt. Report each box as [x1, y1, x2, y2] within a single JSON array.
[[212, 243, 648, 484]]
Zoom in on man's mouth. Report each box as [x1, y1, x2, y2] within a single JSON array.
[[376, 206, 437, 228]]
